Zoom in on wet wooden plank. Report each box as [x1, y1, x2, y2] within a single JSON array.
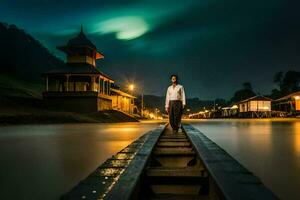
[[183, 124, 279, 200], [61, 124, 167, 200], [103, 124, 167, 200]]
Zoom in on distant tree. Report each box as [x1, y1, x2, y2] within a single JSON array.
[[230, 82, 256, 103], [280, 71, 300, 94], [242, 82, 253, 90], [270, 89, 282, 100], [273, 71, 284, 86], [271, 70, 300, 98]]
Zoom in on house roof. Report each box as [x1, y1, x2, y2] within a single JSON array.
[[238, 95, 272, 104], [43, 63, 113, 81], [111, 88, 136, 99], [274, 91, 300, 102]]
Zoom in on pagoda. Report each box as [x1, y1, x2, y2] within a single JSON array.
[[43, 26, 114, 112]]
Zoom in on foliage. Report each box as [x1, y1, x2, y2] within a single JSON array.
[[270, 70, 300, 98], [230, 82, 256, 103]]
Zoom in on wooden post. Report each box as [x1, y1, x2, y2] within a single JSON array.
[[108, 81, 111, 95], [91, 76, 95, 91], [66, 75, 69, 92], [102, 79, 105, 94], [98, 76, 100, 92]]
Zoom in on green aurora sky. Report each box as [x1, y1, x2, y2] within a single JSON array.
[[1, 0, 300, 99]]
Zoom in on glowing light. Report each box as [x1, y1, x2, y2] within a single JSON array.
[[94, 16, 149, 40], [294, 96, 300, 100], [129, 84, 134, 91], [231, 105, 238, 109]]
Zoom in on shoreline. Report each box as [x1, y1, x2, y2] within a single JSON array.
[[0, 110, 139, 126]]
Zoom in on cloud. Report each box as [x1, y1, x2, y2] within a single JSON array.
[[92, 16, 150, 40], [1, 0, 300, 98]]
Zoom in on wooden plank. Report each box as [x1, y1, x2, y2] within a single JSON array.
[[104, 124, 167, 200], [61, 124, 167, 200]]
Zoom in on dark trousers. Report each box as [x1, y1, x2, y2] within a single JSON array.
[[169, 100, 183, 130]]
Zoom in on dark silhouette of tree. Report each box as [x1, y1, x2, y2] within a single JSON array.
[[242, 82, 253, 90], [273, 71, 283, 86], [230, 82, 256, 103], [270, 89, 282, 99], [271, 70, 300, 98], [280, 71, 300, 94]]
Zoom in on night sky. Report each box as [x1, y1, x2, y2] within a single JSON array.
[[1, 0, 300, 99]]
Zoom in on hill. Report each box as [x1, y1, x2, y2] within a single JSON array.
[[0, 22, 63, 83]]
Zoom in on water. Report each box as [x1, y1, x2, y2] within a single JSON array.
[[0, 122, 161, 200], [0, 119, 300, 199], [188, 119, 300, 200]]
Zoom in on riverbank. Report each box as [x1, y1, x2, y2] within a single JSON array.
[[0, 96, 138, 125]]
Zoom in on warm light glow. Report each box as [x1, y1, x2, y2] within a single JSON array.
[[294, 96, 300, 100], [231, 105, 238, 109], [149, 113, 155, 119], [129, 84, 134, 91], [263, 106, 270, 110]]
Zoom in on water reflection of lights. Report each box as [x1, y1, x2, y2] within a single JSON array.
[[104, 127, 138, 133], [293, 122, 300, 155]]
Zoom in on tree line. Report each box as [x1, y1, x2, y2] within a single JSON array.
[[230, 70, 300, 103]]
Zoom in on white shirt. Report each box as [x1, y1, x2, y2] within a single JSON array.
[[165, 84, 186, 108]]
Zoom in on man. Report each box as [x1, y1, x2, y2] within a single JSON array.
[[165, 74, 186, 133]]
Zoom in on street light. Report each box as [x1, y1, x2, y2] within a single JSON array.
[[128, 84, 144, 118], [129, 84, 134, 92]]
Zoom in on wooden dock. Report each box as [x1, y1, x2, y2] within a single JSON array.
[[61, 123, 278, 200]]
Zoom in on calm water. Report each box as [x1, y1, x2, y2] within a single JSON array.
[[0, 121, 161, 200], [0, 119, 300, 199], [188, 119, 300, 200]]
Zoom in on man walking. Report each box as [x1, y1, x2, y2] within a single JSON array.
[[165, 74, 186, 133]]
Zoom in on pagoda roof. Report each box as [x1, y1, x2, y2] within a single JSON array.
[[67, 27, 96, 48], [56, 26, 104, 59], [43, 63, 113, 81]]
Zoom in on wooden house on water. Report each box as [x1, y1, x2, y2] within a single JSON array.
[[110, 86, 136, 115], [221, 104, 238, 117], [237, 95, 272, 118], [273, 91, 300, 116], [42, 26, 135, 114]]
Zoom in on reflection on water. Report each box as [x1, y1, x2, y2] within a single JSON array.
[[188, 119, 300, 200], [1, 119, 300, 200], [0, 122, 160, 200], [293, 122, 300, 155]]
